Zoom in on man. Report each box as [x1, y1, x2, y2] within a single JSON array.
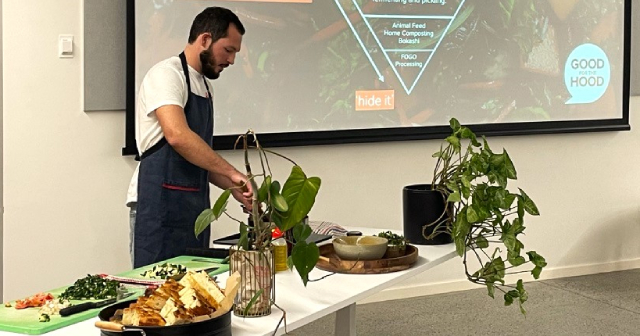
[[127, 7, 253, 268]]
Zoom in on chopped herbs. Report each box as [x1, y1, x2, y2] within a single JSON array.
[[377, 231, 407, 247], [59, 275, 119, 300], [140, 263, 187, 279], [39, 313, 50, 322]]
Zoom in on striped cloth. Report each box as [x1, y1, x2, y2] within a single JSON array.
[[309, 220, 348, 236]]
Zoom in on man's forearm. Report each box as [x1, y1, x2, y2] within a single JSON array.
[[209, 172, 233, 189], [155, 104, 240, 181], [169, 130, 238, 178]]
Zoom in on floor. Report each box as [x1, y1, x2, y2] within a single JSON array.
[[288, 268, 640, 335]]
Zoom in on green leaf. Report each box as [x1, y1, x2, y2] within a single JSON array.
[[243, 289, 264, 316], [195, 209, 215, 237], [454, 235, 466, 257], [531, 266, 543, 279], [213, 189, 232, 218], [502, 193, 517, 209], [238, 223, 249, 251], [453, 212, 470, 256], [293, 222, 312, 243], [447, 191, 461, 202], [508, 255, 526, 267], [512, 218, 525, 235], [460, 127, 480, 147], [497, 173, 507, 188], [502, 232, 517, 252], [195, 189, 231, 237], [446, 135, 461, 151], [475, 236, 489, 249], [280, 166, 321, 231], [486, 283, 495, 298], [504, 290, 519, 306], [482, 136, 493, 154], [446, 181, 459, 195], [518, 188, 540, 216], [270, 180, 281, 194], [466, 206, 479, 223], [490, 152, 505, 166], [449, 118, 461, 131], [286, 256, 294, 270], [503, 151, 517, 179], [272, 193, 289, 212], [517, 280, 528, 303], [257, 176, 271, 203], [461, 175, 472, 189], [504, 293, 513, 306], [527, 251, 547, 268], [291, 242, 320, 286], [517, 198, 525, 219], [460, 127, 473, 139]]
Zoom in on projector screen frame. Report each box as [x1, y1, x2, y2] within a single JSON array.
[[122, 0, 631, 155]]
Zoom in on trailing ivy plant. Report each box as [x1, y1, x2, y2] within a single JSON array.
[[194, 130, 321, 286], [431, 118, 547, 314]]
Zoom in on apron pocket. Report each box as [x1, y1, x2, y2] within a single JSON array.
[[159, 186, 205, 229], [164, 156, 204, 189]]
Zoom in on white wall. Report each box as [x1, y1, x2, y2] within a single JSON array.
[[3, 0, 640, 302], [3, 0, 136, 299]]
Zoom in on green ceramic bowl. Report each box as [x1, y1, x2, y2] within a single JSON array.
[[332, 236, 388, 260]]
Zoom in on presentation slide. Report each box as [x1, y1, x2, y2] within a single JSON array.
[[135, 0, 626, 137]]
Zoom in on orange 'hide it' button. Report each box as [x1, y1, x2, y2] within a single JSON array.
[[355, 90, 395, 111]]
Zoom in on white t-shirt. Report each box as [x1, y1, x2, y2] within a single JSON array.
[[126, 56, 213, 206]]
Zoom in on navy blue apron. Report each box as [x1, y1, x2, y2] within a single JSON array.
[[134, 52, 213, 268]]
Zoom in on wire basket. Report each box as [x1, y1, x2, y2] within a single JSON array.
[[229, 246, 275, 317]]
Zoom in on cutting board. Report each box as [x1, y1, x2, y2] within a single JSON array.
[[0, 255, 227, 335], [116, 255, 228, 280]]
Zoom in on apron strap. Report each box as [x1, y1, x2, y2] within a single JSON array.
[[179, 52, 193, 110], [136, 138, 167, 161], [136, 53, 211, 161]]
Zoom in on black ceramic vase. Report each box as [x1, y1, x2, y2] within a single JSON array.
[[402, 184, 453, 245]]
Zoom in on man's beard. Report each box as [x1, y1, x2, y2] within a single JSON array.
[[199, 45, 220, 80]]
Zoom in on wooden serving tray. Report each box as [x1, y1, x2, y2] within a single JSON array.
[[315, 244, 419, 274]]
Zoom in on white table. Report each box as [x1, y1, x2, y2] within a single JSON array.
[[0, 228, 456, 336]]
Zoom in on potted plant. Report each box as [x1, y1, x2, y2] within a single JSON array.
[[429, 118, 547, 314], [377, 231, 407, 258], [195, 130, 321, 317]]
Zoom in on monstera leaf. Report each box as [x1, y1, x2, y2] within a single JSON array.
[[278, 166, 321, 231]]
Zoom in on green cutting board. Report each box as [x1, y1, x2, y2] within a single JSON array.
[[0, 255, 228, 335], [117, 255, 228, 279]]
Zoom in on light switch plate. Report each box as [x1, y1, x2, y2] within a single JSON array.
[[59, 35, 74, 58]]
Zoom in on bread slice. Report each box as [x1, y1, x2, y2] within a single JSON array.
[[124, 304, 165, 326], [179, 271, 225, 311], [138, 309, 166, 326], [120, 270, 228, 326], [160, 297, 192, 326]]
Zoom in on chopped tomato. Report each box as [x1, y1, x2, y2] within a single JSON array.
[[14, 293, 54, 310]]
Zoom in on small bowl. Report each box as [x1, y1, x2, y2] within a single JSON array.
[[332, 236, 388, 260]]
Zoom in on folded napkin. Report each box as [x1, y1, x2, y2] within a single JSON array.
[[309, 221, 348, 236]]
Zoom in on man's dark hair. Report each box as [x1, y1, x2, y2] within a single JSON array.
[[188, 7, 245, 44]]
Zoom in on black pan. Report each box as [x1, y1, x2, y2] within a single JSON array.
[[95, 300, 232, 336]]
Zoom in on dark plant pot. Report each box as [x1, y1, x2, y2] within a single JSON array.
[[402, 184, 453, 245]]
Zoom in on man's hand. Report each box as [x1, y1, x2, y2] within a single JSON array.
[[230, 172, 253, 210]]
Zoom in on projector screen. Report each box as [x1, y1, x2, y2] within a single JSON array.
[[124, 0, 630, 152]]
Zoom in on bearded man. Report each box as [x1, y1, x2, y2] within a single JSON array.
[[127, 7, 253, 268]]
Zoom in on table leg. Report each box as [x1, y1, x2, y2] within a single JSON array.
[[335, 303, 356, 336]]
